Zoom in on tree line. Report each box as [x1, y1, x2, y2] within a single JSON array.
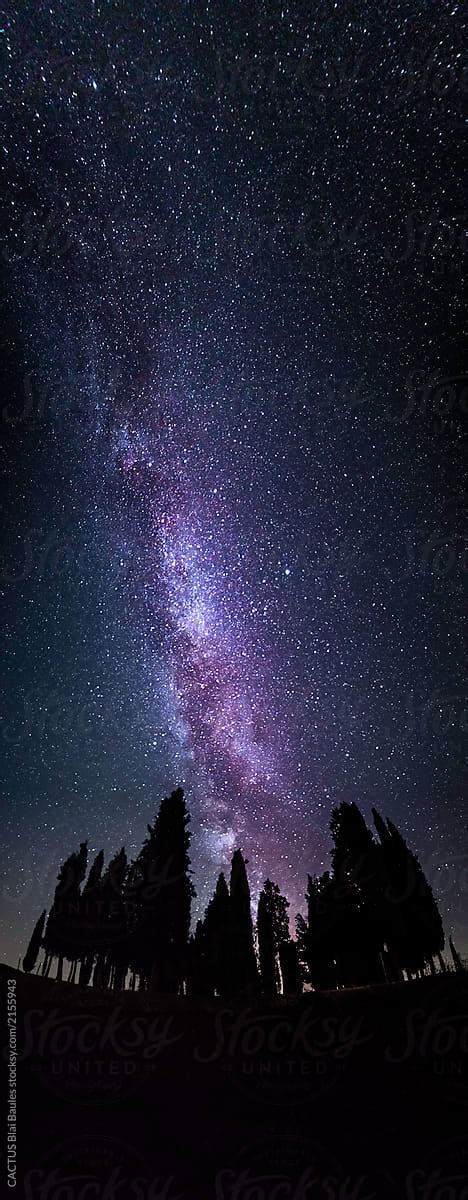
[[23, 788, 463, 994]]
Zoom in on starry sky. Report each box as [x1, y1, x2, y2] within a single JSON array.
[[1, 1, 466, 965]]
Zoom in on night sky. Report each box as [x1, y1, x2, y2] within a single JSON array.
[[1, 1, 466, 966]]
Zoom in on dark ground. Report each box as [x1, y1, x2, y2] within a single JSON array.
[[3, 962, 468, 1198]]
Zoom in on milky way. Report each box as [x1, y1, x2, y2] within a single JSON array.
[[1, 1, 466, 961]]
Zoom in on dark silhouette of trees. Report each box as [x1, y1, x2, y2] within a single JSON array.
[[76, 849, 104, 987], [93, 847, 128, 989], [42, 842, 88, 980], [187, 872, 232, 997], [26, 787, 449, 996], [204, 872, 232, 996], [297, 804, 447, 990], [257, 879, 298, 995], [295, 912, 309, 982], [187, 919, 210, 997], [257, 883, 278, 994], [296, 872, 340, 990], [329, 802, 384, 986], [372, 809, 445, 978], [23, 910, 46, 973], [107, 847, 130, 990], [229, 849, 259, 997], [279, 936, 303, 993], [127, 787, 194, 994]]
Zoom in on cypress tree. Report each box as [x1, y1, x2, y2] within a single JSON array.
[[187, 919, 210, 996], [108, 847, 130, 989], [257, 885, 278, 994], [129, 787, 194, 993], [298, 872, 339, 990], [23, 910, 47, 973], [375, 815, 445, 976], [204, 872, 232, 996], [257, 879, 292, 995], [77, 850, 105, 987], [279, 937, 303, 994], [330, 802, 384, 985], [43, 842, 88, 980], [229, 849, 259, 997], [93, 846, 128, 989]]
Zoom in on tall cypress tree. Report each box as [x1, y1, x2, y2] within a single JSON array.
[[204, 872, 232, 996], [297, 872, 339, 990], [129, 787, 194, 993], [295, 912, 310, 984], [373, 812, 445, 976], [257, 879, 291, 995], [43, 842, 88, 980], [187, 919, 210, 996], [77, 850, 105, 987], [229, 849, 259, 997], [23, 910, 47, 973], [279, 937, 303, 994], [257, 884, 278, 994], [108, 847, 130, 989], [93, 846, 128, 989], [330, 802, 384, 985]]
